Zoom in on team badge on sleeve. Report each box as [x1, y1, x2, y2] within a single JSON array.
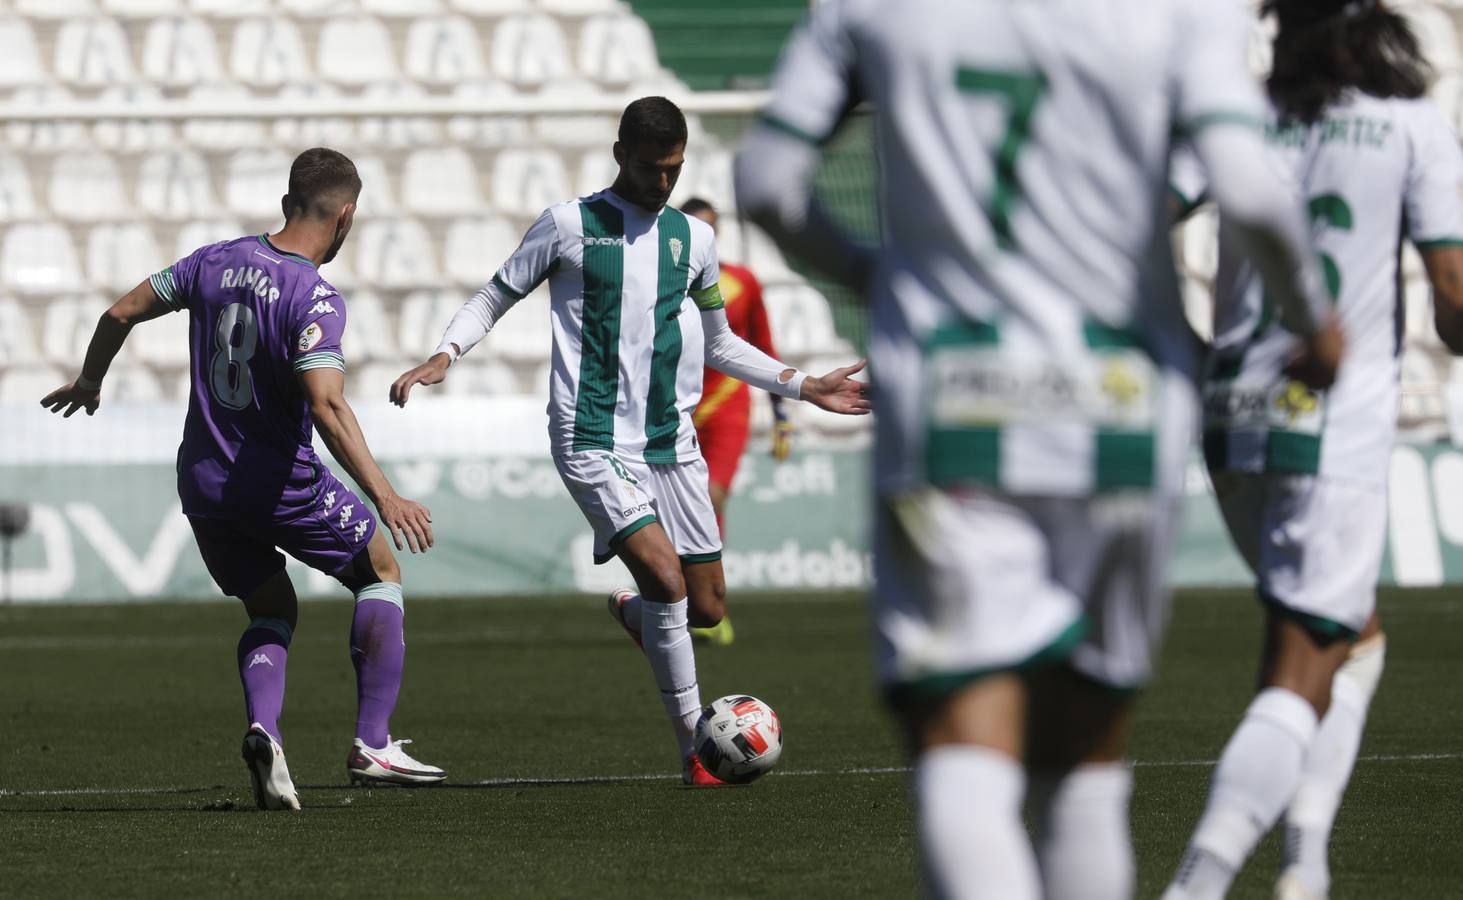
[[298, 322, 324, 352]]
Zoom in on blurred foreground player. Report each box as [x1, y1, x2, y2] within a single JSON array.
[[738, 1, 1344, 897], [682, 197, 792, 646], [1163, 4, 1463, 898], [41, 148, 444, 810], [390, 98, 870, 785]]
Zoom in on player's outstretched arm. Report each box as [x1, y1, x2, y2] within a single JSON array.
[[799, 359, 871, 416], [1425, 246, 1463, 354], [390, 352, 453, 408], [40, 278, 170, 418], [300, 367, 434, 553]]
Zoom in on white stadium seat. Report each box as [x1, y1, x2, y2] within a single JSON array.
[[105, 0, 185, 17], [540, 0, 617, 15], [227, 149, 294, 219], [763, 285, 845, 358], [49, 153, 129, 222], [402, 147, 483, 217], [575, 149, 618, 198], [192, 0, 271, 15], [92, 83, 176, 152], [54, 18, 136, 87], [491, 14, 571, 87], [491, 149, 570, 217], [353, 156, 398, 218], [444, 217, 520, 287], [405, 15, 485, 85], [357, 81, 443, 148], [398, 290, 466, 356], [350, 362, 412, 405], [272, 83, 356, 147], [278, 0, 359, 16], [175, 219, 245, 261], [742, 223, 796, 281], [363, 0, 441, 16], [87, 224, 165, 294], [0, 153, 37, 222], [446, 80, 532, 148], [1404, 2, 1462, 71], [0, 18, 45, 87], [231, 18, 311, 87], [671, 150, 735, 211], [106, 367, 167, 404], [449, 0, 528, 15], [15, 0, 97, 17], [577, 14, 662, 87], [337, 291, 398, 363], [183, 82, 269, 149], [137, 149, 219, 221], [533, 79, 617, 147], [489, 294, 551, 364], [0, 366, 65, 407], [40, 295, 106, 364], [354, 219, 441, 290], [131, 306, 191, 367], [443, 360, 521, 396], [142, 18, 224, 87], [0, 299, 40, 367], [318, 240, 358, 289], [318, 17, 398, 85], [5, 85, 88, 152]]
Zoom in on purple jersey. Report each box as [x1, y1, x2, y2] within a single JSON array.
[[155, 235, 348, 522]]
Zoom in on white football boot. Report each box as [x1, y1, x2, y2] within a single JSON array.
[[607, 588, 644, 650], [346, 736, 446, 786], [241, 724, 301, 811]]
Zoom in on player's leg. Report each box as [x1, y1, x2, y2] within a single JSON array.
[[1277, 610, 1385, 900], [691, 417, 745, 645], [877, 492, 1084, 900]]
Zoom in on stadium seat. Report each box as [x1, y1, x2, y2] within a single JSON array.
[[0, 153, 37, 222], [1404, 2, 1462, 71], [443, 359, 521, 396], [131, 306, 191, 367], [338, 291, 399, 363], [491, 14, 572, 87], [192, 0, 271, 15], [444, 217, 520, 287], [671, 149, 735, 211], [141, 18, 223, 86], [491, 149, 571, 217], [137, 149, 220, 220], [49, 153, 129, 222], [448, 0, 529, 15], [105, 366, 167, 404], [402, 147, 484, 217], [319, 240, 358, 289], [353, 156, 398, 218], [574, 149, 618, 199], [0, 18, 46, 88], [488, 293, 551, 364], [364, 0, 442, 14], [175, 220, 245, 261], [278, 0, 360, 16], [54, 18, 136, 87], [354, 219, 441, 290], [405, 15, 485, 84], [4, 85, 88, 152], [1404, 275, 1438, 345], [87, 224, 165, 294], [742, 223, 796, 281], [272, 82, 356, 147], [446, 80, 532, 148], [318, 17, 398, 85], [398, 290, 468, 356], [358, 81, 443, 147], [15, 0, 98, 17], [0, 365, 65, 407], [1400, 349, 1445, 424], [350, 362, 412, 406], [710, 216, 746, 267], [762, 284, 844, 358], [540, 0, 618, 15], [230, 18, 311, 87], [534, 79, 618, 147], [39, 295, 106, 364], [0, 298, 40, 367], [92, 83, 177, 152], [183, 82, 269, 149], [227, 149, 294, 219], [576, 13, 662, 87]]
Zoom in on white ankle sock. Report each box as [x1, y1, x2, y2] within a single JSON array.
[[1029, 763, 1134, 900], [1164, 687, 1319, 900], [915, 745, 1040, 900], [640, 598, 701, 759], [1282, 635, 1385, 897]]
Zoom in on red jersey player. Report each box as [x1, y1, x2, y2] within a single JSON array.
[[683, 198, 791, 644]]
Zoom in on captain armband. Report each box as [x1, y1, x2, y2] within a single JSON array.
[[690, 284, 725, 311]]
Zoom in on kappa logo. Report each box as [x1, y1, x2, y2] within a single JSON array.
[[353, 520, 369, 542], [311, 283, 337, 302], [339, 504, 354, 528], [323, 490, 337, 512], [582, 236, 627, 247], [308, 300, 338, 317], [247, 653, 273, 669], [668, 237, 683, 266]]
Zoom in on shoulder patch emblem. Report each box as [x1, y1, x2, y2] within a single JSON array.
[[668, 237, 683, 266], [299, 321, 324, 352]]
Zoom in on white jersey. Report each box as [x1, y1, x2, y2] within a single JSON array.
[[759, 0, 1268, 497], [1176, 94, 1463, 487], [492, 190, 721, 463]]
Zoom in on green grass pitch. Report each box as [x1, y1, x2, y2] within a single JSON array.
[[3, 588, 1460, 898]]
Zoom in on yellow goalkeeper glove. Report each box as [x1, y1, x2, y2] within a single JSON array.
[[770, 415, 794, 461]]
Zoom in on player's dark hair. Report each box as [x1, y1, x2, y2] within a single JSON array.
[[680, 197, 715, 217], [1265, 0, 1430, 124], [284, 147, 362, 221], [618, 97, 688, 150]]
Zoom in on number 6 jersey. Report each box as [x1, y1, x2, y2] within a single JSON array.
[[152, 234, 349, 520]]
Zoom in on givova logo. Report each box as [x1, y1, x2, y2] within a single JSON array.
[[582, 236, 626, 246]]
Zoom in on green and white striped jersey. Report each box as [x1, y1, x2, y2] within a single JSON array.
[[490, 190, 721, 464], [1175, 95, 1463, 486], [754, 0, 1269, 497]]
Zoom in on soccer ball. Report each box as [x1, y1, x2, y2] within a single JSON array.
[[694, 695, 783, 784]]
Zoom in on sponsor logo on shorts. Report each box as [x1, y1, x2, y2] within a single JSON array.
[[353, 520, 368, 542], [247, 653, 273, 668], [323, 490, 337, 512], [339, 504, 354, 529]]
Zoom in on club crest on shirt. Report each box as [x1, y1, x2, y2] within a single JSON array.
[[668, 237, 683, 266], [299, 322, 324, 352]]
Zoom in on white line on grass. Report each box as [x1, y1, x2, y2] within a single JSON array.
[[3, 753, 1459, 798]]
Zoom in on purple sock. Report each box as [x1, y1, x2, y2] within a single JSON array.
[[237, 618, 292, 744], [350, 583, 406, 749]]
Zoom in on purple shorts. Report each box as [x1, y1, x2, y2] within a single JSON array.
[[188, 469, 378, 598]]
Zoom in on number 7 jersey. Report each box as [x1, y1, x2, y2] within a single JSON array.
[[153, 234, 350, 521], [759, 0, 1267, 497]]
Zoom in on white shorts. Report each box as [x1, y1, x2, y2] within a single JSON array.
[[554, 450, 723, 565], [874, 488, 1178, 701], [1212, 472, 1382, 638]]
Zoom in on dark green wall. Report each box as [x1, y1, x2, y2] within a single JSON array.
[[628, 0, 807, 90]]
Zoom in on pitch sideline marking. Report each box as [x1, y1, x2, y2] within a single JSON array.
[[3, 752, 1459, 798]]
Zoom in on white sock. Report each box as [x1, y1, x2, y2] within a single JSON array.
[[1282, 635, 1386, 897], [1029, 763, 1134, 900], [1164, 687, 1319, 900], [640, 598, 701, 759], [915, 745, 1040, 900]]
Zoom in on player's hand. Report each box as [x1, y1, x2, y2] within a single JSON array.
[[39, 381, 101, 418], [770, 416, 794, 461], [389, 353, 452, 408], [800, 359, 872, 415], [1285, 316, 1345, 391], [377, 492, 434, 554]]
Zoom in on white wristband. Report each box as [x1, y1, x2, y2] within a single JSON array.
[[76, 374, 102, 392], [780, 370, 809, 401], [432, 341, 460, 364]]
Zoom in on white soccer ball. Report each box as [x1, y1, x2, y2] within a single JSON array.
[[694, 694, 783, 784]]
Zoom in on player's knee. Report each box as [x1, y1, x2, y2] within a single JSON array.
[[640, 561, 685, 604]]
